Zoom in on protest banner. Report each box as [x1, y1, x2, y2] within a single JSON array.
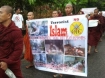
[[27, 15, 88, 77], [89, 20, 98, 27], [81, 7, 97, 14], [102, 11, 105, 17]]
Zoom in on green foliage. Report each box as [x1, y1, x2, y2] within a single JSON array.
[[0, 0, 15, 6], [0, 0, 105, 16], [28, 0, 36, 5]]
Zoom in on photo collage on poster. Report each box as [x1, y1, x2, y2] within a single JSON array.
[[28, 20, 86, 74], [27, 20, 48, 36]]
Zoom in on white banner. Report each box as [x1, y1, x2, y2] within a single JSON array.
[[27, 15, 88, 77], [81, 7, 97, 14], [89, 20, 98, 27], [102, 11, 105, 17]]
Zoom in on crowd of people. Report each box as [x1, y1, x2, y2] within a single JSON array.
[[0, 2, 105, 78]]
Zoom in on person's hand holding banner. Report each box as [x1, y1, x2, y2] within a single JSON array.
[[98, 20, 100, 24], [0, 62, 16, 78], [5, 68, 16, 78]]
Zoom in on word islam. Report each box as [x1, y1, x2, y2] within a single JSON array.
[[50, 25, 67, 36]]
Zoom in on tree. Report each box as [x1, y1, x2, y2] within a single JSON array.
[[1, 0, 105, 18]]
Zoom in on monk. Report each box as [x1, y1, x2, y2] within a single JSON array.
[[99, 11, 105, 35], [52, 10, 59, 17], [88, 9, 103, 54], [65, 3, 73, 16], [64, 4, 76, 78], [52, 10, 61, 77], [51, 10, 63, 78], [53, 4, 75, 78], [0, 5, 23, 78], [24, 12, 34, 68]]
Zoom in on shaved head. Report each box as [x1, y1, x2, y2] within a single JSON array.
[[1, 5, 13, 15], [52, 10, 59, 17], [0, 5, 13, 26], [27, 11, 34, 20], [65, 3, 73, 16], [65, 4, 72, 7], [28, 12, 34, 15], [94, 9, 99, 16]]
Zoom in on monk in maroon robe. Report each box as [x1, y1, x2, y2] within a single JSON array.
[[88, 9, 103, 54], [99, 12, 105, 34], [0, 5, 23, 78], [52, 10, 59, 17], [53, 4, 75, 78], [65, 4, 73, 16]]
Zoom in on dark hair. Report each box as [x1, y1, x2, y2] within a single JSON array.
[[15, 7, 21, 12]]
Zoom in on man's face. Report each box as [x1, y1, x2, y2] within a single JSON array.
[[16, 9, 21, 14], [65, 5, 73, 15], [94, 10, 99, 16], [0, 8, 10, 23], [52, 11, 59, 17], [27, 12, 34, 20]]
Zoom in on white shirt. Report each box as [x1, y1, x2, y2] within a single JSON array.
[[12, 14, 23, 28]]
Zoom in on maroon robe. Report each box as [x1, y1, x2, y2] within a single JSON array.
[[88, 15, 103, 46], [0, 21, 23, 78], [100, 16, 105, 33], [103, 17, 105, 32]]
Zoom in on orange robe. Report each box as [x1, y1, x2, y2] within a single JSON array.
[[24, 26, 33, 62]]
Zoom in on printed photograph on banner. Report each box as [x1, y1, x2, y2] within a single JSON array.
[[28, 21, 48, 36], [30, 39, 45, 54], [64, 56, 85, 73], [27, 15, 88, 77], [46, 54, 63, 70], [33, 53, 47, 67], [45, 40, 64, 54], [63, 40, 85, 56]]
